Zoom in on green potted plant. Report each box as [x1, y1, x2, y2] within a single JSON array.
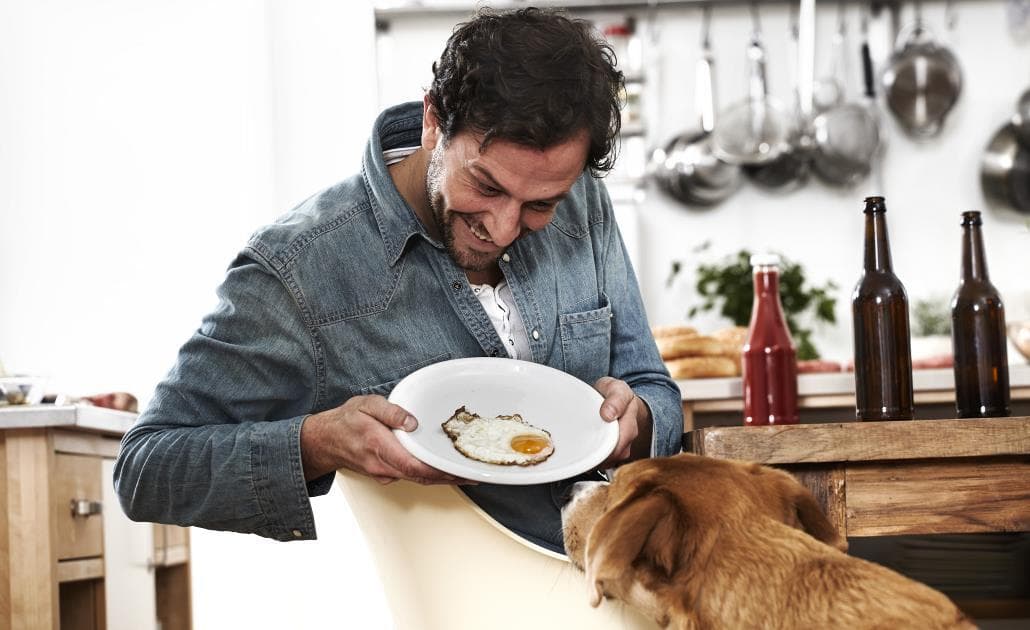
[[911, 296, 952, 359], [670, 244, 838, 360]]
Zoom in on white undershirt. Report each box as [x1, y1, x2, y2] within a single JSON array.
[[384, 146, 531, 360], [470, 280, 532, 360]]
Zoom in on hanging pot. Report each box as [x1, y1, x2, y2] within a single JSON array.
[[744, 6, 811, 192], [881, 2, 963, 139], [981, 121, 1030, 214], [711, 4, 791, 166], [653, 8, 740, 207], [811, 36, 882, 187]]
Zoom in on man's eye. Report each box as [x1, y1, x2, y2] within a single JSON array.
[[531, 202, 555, 211], [478, 185, 501, 197]]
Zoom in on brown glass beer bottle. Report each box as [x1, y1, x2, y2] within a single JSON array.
[[951, 211, 1010, 418], [852, 196, 914, 421]]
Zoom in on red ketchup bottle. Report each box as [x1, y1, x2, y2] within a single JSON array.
[[742, 253, 799, 426]]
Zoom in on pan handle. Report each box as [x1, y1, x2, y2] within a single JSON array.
[[862, 42, 875, 99]]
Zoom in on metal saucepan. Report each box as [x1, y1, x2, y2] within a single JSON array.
[[881, 1, 963, 139], [1012, 87, 1030, 144], [652, 7, 740, 206], [744, 5, 811, 192], [981, 120, 1030, 215], [811, 15, 881, 187], [811, 1, 847, 113], [712, 4, 790, 166]]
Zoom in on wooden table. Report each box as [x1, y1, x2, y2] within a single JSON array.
[[683, 417, 1030, 539]]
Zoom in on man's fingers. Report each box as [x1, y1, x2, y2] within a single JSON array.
[[375, 436, 462, 484], [359, 395, 418, 431], [595, 377, 634, 422]]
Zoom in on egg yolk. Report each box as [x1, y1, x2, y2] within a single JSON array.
[[510, 434, 551, 454]]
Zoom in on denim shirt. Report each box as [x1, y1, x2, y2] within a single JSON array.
[[114, 102, 683, 553]]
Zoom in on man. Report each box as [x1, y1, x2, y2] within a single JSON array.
[[114, 7, 682, 554]]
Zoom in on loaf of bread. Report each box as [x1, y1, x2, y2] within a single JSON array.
[[665, 356, 738, 380], [656, 335, 731, 360], [650, 324, 698, 339], [651, 323, 745, 379]]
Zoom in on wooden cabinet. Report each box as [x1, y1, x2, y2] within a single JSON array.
[[0, 406, 192, 629]]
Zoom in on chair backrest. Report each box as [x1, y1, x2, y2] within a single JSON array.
[[336, 470, 658, 630]]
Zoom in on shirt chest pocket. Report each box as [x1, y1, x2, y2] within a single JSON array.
[[559, 295, 612, 386]]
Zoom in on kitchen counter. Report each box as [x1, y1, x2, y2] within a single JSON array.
[[0, 404, 136, 435], [0, 403, 190, 629], [679, 362, 1030, 400], [678, 363, 1030, 431]]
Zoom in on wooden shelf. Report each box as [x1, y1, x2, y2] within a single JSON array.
[[57, 558, 104, 584]]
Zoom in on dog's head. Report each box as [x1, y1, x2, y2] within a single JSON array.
[[561, 453, 847, 619]]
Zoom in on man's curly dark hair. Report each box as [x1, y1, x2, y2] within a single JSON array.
[[427, 7, 624, 176]]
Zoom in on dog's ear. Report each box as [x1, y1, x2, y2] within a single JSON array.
[[583, 489, 684, 606], [789, 483, 848, 552], [751, 464, 848, 552]]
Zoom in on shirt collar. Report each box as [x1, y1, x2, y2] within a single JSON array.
[[362, 101, 440, 266]]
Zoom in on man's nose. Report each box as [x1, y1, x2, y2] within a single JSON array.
[[486, 198, 523, 246]]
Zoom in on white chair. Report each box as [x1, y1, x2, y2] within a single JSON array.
[[336, 470, 658, 630]]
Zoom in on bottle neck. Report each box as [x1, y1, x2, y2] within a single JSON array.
[[753, 266, 783, 304], [863, 210, 893, 272], [961, 223, 989, 282]]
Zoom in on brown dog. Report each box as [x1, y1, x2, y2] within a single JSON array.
[[561, 453, 975, 630]]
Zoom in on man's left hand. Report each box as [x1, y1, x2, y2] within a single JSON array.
[[593, 376, 652, 468]]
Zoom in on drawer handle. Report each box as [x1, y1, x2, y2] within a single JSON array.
[[70, 499, 103, 518]]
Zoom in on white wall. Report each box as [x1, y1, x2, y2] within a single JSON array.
[[0, 0, 392, 628]]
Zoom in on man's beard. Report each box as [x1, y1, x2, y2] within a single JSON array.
[[426, 146, 499, 273]]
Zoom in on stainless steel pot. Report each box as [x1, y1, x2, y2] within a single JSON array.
[[981, 121, 1030, 214], [1012, 87, 1030, 145], [811, 30, 881, 187], [744, 10, 811, 192], [712, 5, 790, 166], [653, 9, 739, 207], [882, 8, 962, 139]]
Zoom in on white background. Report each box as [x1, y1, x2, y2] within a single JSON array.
[[1, 1, 1029, 628]]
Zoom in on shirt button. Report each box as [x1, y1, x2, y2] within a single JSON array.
[[532, 329, 540, 340], [502, 253, 511, 263], [451, 281, 462, 291], [292, 529, 303, 538]]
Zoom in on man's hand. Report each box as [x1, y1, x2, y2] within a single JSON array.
[[300, 395, 466, 485], [593, 376, 653, 468]]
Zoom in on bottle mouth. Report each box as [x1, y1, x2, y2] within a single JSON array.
[[863, 196, 887, 213], [960, 210, 982, 226]]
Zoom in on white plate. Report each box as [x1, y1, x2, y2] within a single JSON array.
[[389, 357, 618, 485]]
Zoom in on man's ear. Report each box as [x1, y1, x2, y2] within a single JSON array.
[[422, 94, 441, 151], [583, 490, 684, 607]]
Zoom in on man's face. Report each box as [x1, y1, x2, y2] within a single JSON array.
[[422, 114, 589, 275]]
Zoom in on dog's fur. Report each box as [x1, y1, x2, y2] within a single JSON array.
[[561, 453, 975, 630]]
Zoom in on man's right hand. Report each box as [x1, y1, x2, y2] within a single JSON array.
[[300, 394, 466, 485]]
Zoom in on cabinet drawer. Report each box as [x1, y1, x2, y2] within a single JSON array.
[[53, 453, 104, 560]]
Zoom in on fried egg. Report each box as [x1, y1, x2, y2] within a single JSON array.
[[442, 405, 554, 466]]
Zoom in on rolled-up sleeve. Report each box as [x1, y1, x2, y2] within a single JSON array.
[[114, 253, 333, 541]]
